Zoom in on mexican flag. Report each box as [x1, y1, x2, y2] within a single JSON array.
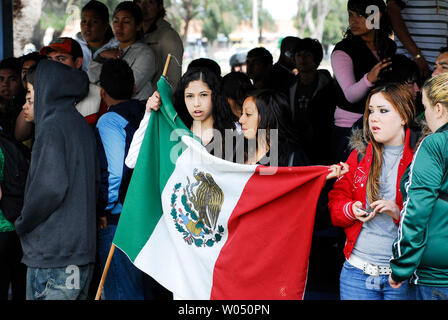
[[113, 76, 329, 300]]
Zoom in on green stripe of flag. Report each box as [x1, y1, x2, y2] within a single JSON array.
[[113, 76, 193, 261]]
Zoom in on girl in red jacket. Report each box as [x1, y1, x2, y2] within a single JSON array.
[[328, 83, 416, 300]]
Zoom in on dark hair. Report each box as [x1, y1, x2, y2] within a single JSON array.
[[0, 57, 25, 104], [19, 52, 45, 70], [187, 58, 221, 78], [153, 0, 166, 18], [280, 36, 301, 54], [221, 72, 254, 112], [440, 46, 448, 54], [345, 0, 394, 59], [24, 63, 39, 86], [173, 67, 235, 141], [242, 89, 301, 164], [247, 47, 273, 66], [82, 0, 114, 42], [293, 37, 323, 67], [113, 1, 143, 40], [251, 89, 298, 143], [100, 59, 135, 100], [0, 57, 21, 74], [376, 54, 419, 86], [133, 0, 166, 33]]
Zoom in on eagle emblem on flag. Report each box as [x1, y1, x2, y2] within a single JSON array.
[[170, 169, 225, 248]]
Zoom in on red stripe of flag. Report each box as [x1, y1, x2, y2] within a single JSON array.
[[211, 166, 328, 300]]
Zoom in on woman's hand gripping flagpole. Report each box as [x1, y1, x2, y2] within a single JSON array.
[[94, 54, 174, 300]]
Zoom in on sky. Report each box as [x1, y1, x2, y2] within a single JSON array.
[[263, 0, 298, 20]]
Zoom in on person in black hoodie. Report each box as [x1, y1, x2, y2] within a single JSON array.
[[14, 60, 99, 300], [289, 38, 337, 166], [270, 36, 300, 98]]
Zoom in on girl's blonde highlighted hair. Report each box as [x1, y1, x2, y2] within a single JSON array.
[[362, 83, 416, 204], [422, 73, 448, 110]]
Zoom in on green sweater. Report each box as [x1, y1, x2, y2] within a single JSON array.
[[0, 148, 15, 232], [391, 122, 448, 286]]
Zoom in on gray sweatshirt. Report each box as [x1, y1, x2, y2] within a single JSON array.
[[351, 144, 404, 266], [15, 60, 99, 268], [87, 41, 156, 102]]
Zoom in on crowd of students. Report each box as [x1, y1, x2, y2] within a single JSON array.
[[0, 0, 447, 300]]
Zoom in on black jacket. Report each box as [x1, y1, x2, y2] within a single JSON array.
[[332, 36, 396, 114], [289, 69, 337, 165]]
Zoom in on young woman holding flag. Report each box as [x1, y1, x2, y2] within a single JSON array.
[[127, 78, 347, 179], [126, 66, 237, 169], [238, 89, 348, 178]]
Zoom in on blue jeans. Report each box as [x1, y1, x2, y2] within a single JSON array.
[[340, 260, 410, 300], [26, 264, 94, 300], [98, 224, 147, 300], [408, 284, 448, 300]]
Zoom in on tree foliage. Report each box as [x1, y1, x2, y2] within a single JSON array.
[[166, 0, 204, 44], [165, 0, 275, 44], [295, 0, 347, 47], [201, 0, 243, 43], [322, 0, 348, 47], [36, 0, 347, 48], [39, 0, 122, 31]]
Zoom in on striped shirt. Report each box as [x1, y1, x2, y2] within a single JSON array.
[[391, 0, 448, 67]]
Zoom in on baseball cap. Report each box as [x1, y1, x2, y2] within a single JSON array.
[[39, 37, 83, 60]]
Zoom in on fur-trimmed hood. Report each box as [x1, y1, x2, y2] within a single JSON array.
[[348, 127, 368, 156], [347, 118, 425, 157]]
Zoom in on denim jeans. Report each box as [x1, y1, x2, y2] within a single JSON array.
[[98, 224, 148, 300], [408, 284, 448, 300], [26, 264, 94, 300], [340, 260, 410, 300]]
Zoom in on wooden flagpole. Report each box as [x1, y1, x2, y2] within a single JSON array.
[[162, 53, 172, 78], [94, 53, 173, 301], [95, 243, 115, 300]]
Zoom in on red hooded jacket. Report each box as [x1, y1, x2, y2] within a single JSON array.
[[328, 128, 414, 259]]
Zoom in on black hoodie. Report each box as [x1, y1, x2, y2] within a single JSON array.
[[15, 60, 99, 268]]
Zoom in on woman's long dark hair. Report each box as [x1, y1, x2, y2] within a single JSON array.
[[243, 89, 302, 164], [344, 0, 395, 59], [82, 0, 114, 43], [173, 67, 236, 157], [221, 72, 254, 122]]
